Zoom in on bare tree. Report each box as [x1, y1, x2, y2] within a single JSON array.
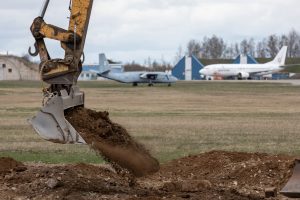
[[279, 34, 289, 48], [209, 35, 226, 58], [200, 36, 210, 58], [234, 43, 240, 56], [224, 44, 235, 58], [240, 38, 255, 56], [182, 29, 300, 60], [174, 45, 183, 65], [288, 29, 300, 57], [200, 35, 226, 58], [248, 38, 256, 56], [187, 39, 201, 57], [267, 34, 279, 57], [240, 39, 248, 55], [256, 39, 268, 58]]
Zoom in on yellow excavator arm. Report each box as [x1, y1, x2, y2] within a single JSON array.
[[29, 0, 93, 88], [28, 0, 93, 144]]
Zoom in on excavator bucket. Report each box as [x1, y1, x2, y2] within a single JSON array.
[[281, 160, 300, 198], [29, 86, 86, 144]]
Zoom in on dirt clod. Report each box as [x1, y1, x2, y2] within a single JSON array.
[[65, 107, 160, 177], [265, 187, 277, 198], [45, 178, 60, 189], [0, 157, 27, 173]]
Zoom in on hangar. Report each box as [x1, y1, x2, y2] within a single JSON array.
[[0, 55, 39, 81], [233, 54, 258, 64], [172, 55, 204, 80]]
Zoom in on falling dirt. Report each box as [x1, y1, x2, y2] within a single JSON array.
[[65, 107, 160, 177], [0, 151, 296, 199]]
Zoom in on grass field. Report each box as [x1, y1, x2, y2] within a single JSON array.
[[0, 80, 300, 164]]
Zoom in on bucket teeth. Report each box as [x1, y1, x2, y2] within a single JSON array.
[[29, 86, 86, 144]]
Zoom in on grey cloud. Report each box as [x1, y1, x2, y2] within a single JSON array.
[[0, 0, 300, 64]]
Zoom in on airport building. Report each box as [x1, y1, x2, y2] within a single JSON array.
[[0, 55, 39, 81], [233, 54, 258, 64], [79, 65, 98, 81], [172, 55, 204, 80]]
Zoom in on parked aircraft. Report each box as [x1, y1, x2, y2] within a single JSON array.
[[199, 46, 288, 80], [91, 54, 177, 86]]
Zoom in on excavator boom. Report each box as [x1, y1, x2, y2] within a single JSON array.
[[28, 0, 93, 144]]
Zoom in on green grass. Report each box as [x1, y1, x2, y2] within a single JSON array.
[[1, 80, 300, 164], [174, 81, 296, 91], [0, 151, 103, 164], [0, 81, 42, 88]]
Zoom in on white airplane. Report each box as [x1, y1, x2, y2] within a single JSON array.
[[199, 46, 288, 80], [91, 54, 177, 86]]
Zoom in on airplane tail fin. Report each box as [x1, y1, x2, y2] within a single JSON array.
[[267, 46, 287, 66], [99, 53, 110, 74]]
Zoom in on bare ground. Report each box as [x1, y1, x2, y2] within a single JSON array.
[[0, 151, 296, 200]]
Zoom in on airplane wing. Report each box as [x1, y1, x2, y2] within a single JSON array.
[[250, 70, 274, 76], [250, 65, 300, 76], [89, 69, 110, 76], [281, 64, 300, 73]]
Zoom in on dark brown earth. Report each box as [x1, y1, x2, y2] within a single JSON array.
[[65, 107, 160, 177], [0, 157, 27, 173], [0, 151, 296, 200]]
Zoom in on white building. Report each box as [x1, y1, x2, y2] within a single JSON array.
[[0, 55, 39, 81], [78, 65, 98, 81]]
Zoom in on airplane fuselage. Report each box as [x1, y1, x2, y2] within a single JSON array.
[[100, 71, 178, 84], [200, 64, 282, 78], [200, 46, 287, 79]]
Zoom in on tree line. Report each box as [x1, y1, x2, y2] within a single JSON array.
[[124, 60, 172, 72], [181, 29, 300, 60], [123, 29, 300, 71]]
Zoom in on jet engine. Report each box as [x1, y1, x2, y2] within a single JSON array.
[[237, 72, 250, 80]]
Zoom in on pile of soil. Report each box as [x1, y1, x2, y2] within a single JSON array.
[[0, 157, 27, 174], [65, 107, 160, 177], [0, 151, 296, 199], [149, 151, 295, 199]]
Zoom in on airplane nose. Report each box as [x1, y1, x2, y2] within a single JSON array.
[[199, 69, 205, 74]]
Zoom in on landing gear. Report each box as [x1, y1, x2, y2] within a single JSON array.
[[148, 81, 153, 87], [168, 83, 171, 87], [237, 73, 243, 80], [132, 82, 138, 87]]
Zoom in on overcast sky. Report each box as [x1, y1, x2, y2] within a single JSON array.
[[0, 0, 299, 64]]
